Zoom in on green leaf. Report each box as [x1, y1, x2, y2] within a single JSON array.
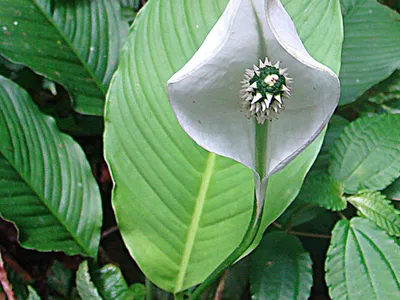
[[250, 232, 313, 300], [104, 0, 342, 292], [330, 114, 400, 194], [367, 70, 400, 104], [0, 263, 29, 299], [91, 264, 131, 300], [312, 115, 349, 172], [119, 0, 140, 22], [347, 191, 400, 237], [0, 75, 102, 256], [128, 284, 145, 300], [76, 261, 102, 300], [76, 262, 133, 300], [47, 261, 74, 299], [384, 177, 400, 200], [27, 286, 41, 300], [325, 218, 400, 300], [283, 0, 343, 74], [120, 0, 140, 9], [0, 0, 128, 115], [296, 173, 346, 211], [339, 0, 400, 106]]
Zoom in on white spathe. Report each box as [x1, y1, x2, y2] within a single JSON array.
[[167, 0, 340, 209]]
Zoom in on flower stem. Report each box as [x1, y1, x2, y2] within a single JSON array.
[[189, 192, 264, 299]]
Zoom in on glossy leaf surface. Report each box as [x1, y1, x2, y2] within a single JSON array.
[[0, 75, 102, 256], [0, 0, 128, 115]]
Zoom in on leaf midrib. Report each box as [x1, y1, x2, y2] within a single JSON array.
[[175, 153, 216, 292], [1, 151, 90, 255], [31, 0, 106, 95]]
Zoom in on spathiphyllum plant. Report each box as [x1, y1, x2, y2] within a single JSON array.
[[4, 0, 400, 298], [167, 0, 340, 214]]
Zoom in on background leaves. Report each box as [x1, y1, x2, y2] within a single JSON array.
[[250, 232, 313, 300], [339, 0, 400, 105], [0, 0, 128, 115], [325, 218, 400, 300], [0, 75, 102, 256], [330, 114, 400, 194]]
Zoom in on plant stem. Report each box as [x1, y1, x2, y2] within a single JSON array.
[[189, 192, 264, 299], [337, 211, 348, 220]]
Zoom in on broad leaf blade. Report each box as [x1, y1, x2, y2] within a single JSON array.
[[348, 191, 400, 237], [104, 0, 342, 292], [0, 75, 102, 256], [0, 0, 128, 115], [250, 232, 313, 300], [283, 0, 343, 74], [325, 218, 400, 300], [330, 114, 400, 194], [339, 0, 400, 106]]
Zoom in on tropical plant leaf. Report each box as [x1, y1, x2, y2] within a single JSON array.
[[47, 261, 74, 299], [339, 0, 400, 105], [76, 261, 102, 300], [312, 115, 349, 172], [325, 218, 400, 300], [367, 70, 400, 104], [0, 0, 128, 115], [120, 0, 140, 9], [283, 0, 343, 74], [250, 232, 313, 300], [0, 75, 102, 256], [384, 177, 400, 200], [128, 284, 146, 300], [104, 0, 342, 292], [91, 264, 132, 300], [296, 173, 346, 211], [347, 191, 400, 237], [330, 114, 400, 194]]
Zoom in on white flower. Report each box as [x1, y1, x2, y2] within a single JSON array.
[[166, 0, 340, 210]]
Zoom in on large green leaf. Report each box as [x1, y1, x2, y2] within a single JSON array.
[[339, 0, 400, 106], [0, 0, 128, 115], [0, 75, 102, 256], [104, 0, 342, 293], [250, 232, 313, 300], [325, 218, 400, 300], [330, 114, 400, 194]]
